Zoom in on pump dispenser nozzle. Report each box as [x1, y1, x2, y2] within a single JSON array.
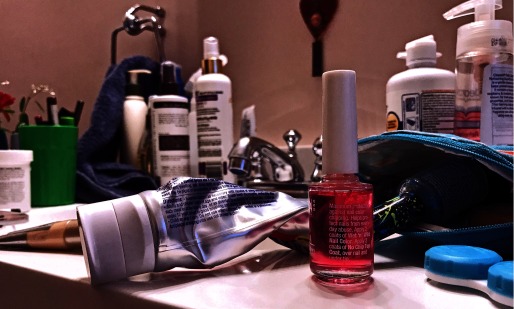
[[443, 0, 502, 21], [396, 35, 442, 68], [159, 61, 179, 95], [202, 37, 223, 74], [443, 0, 512, 58], [125, 69, 151, 97], [203, 37, 220, 59]]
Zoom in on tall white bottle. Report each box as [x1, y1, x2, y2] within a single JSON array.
[[121, 69, 151, 167], [386, 35, 455, 133], [444, 0, 513, 145], [150, 61, 190, 186], [195, 37, 235, 183]]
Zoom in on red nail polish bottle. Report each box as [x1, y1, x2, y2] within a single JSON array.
[[309, 70, 374, 286]]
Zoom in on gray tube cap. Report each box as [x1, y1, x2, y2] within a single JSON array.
[[77, 193, 156, 285]]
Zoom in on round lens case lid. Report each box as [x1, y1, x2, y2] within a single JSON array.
[[425, 245, 513, 307], [425, 245, 502, 279], [488, 261, 513, 298]]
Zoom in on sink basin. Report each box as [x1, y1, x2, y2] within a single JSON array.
[[245, 181, 309, 198]]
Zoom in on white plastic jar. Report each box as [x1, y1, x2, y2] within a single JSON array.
[[0, 150, 33, 212]]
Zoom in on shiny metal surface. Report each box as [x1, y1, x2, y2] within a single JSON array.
[[228, 136, 304, 182], [143, 178, 308, 272], [245, 181, 309, 198]]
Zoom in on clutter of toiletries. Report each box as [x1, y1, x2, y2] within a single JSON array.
[[0, 1, 512, 305], [0, 84, 83, 213], [116, 0, 514, 189]]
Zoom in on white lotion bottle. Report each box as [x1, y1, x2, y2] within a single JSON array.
[[121, 69, 151, 167], [186, 55, 228, 178], [195, 37, 235, 183], [386, 35, 455, 133], [444, 0, 513, 145], [150, 61, 190, 185]]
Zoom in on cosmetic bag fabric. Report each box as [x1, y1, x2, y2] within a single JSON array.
[[357, 130, 513, 258]]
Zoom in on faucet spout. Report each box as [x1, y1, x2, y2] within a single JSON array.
[[228, 136, 304, 182]]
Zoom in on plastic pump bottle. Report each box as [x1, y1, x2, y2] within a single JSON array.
[[386, 35, 455, 133], [150, 61, 190, 185], [186, 55, 228, 178], [121, 69, 151, 167], [444, 0, 513, 145], [195, 37, 235, 183]]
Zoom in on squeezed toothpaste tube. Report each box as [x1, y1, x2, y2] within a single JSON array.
[[77, 177, 307, 285]]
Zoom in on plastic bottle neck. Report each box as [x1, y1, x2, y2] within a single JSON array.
[[202, 58, 223, 74], [408, 61, 437, 69], [321, 173, 360, 183], [125, 95, 145, 101]]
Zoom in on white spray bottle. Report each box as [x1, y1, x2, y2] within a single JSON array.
[[195, 37, 235, 183], [386, 35, 455, 133], [444, 0, 513, 145]]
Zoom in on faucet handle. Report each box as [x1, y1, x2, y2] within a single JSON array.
[[283, 129, 302, 154], [311, 135, 323, 182]]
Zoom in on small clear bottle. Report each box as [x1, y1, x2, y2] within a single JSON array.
[[309, 70, 374, 286], [444, 0, 513, 144]]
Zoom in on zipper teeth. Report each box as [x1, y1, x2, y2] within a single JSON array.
[[360, 131, 514, 178]]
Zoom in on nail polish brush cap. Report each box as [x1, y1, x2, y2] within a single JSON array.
[[322, 70, 358, 174]]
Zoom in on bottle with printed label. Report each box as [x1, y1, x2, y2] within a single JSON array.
[[444, 0, 513, 145], [150, 61, 190, 185], [309, 70, 374, 286], [195, 37, 235, 183], [386, 35, 455, 133]]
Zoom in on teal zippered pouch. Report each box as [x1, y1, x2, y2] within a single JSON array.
[[358, 131, 513, 258]]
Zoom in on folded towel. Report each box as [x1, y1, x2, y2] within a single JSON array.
[[76, 56, 161, 203]]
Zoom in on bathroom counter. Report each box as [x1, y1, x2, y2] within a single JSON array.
[[0, 205, 506, 309]]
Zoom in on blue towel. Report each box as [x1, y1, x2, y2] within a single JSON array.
[[76, 56, 161, 203]]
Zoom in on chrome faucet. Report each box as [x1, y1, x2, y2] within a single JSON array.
[[228, 130, 304, 183]]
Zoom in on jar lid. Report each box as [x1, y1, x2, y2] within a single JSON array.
[[0, 150, 33, 163]]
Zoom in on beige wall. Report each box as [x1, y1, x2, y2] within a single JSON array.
[[1, 0, 512, 148]]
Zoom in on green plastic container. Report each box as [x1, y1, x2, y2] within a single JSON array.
[[18, 124, 78, 206]]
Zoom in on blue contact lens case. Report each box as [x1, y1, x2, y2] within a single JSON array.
[[425, 245, 513, 307]]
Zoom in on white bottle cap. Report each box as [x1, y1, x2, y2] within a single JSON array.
[[77, 192, 158, 285], [443, 0, 513, 57], [396, 35, 442, 68], [203, 36, 220, 59], [322, 70, 358, 174]]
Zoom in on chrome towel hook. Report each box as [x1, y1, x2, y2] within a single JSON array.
[[111, 4, 166, 65]]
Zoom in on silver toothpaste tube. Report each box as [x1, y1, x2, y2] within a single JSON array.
[[77, 177, 307, 285]]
